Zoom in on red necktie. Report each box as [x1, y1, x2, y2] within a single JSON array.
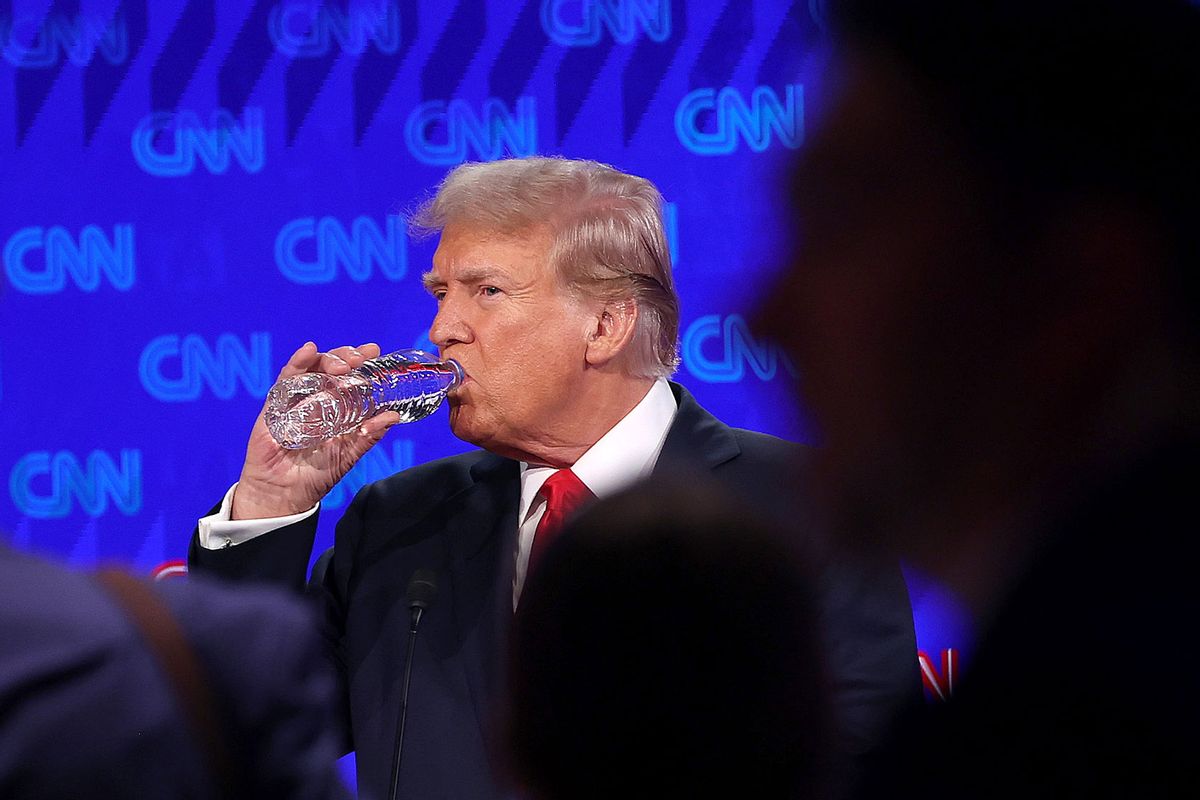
[[528, 469, 594, 576]]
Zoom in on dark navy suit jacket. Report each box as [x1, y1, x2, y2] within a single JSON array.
[[0, 544, 347, 799], [190, 383, 920, 800]]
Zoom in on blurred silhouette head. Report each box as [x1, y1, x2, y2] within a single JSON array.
[[505, 480, 828, 800], [758, 0, 1199, 582]]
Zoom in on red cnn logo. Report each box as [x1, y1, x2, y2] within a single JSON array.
[[150, 559, 187, 580], [918, 649, 958, 701]]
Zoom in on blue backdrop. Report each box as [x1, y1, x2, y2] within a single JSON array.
[[1, 0, 966, 717]]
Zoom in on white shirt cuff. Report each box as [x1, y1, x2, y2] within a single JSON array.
[[196, 482, 319, 550]]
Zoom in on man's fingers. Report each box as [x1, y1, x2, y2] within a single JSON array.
[[277, 341, 320, 379], [328, 345, 366, 365], [340, 411, 400, 462], [358, 411, 400, 440], [276, 340, 381, 381], [325, 343, 384, 372]]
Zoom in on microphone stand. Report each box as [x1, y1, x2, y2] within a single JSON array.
[[388, 569, 436, 800]]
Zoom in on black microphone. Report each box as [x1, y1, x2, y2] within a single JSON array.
[[406, 570, 438, 621], [388, 569, 438, 800]]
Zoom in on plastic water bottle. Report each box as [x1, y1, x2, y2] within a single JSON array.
[[264, 349, 465, 449]]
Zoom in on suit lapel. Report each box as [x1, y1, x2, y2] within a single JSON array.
[[443, 454, 520, 736], [655, 381, 742, 474], [432, 385, 734, 741]]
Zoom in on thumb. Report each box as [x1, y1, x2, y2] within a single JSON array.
[[345, 411, 402, 459]]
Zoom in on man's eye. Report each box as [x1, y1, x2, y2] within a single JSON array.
[[481, 286, 501, 297], [432, 291, 446, 302]]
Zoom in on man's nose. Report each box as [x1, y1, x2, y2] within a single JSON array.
[[429, 301, 472, 349]]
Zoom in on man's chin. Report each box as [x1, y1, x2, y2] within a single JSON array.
[[447, 409, 465, 439], [448, 411, 486, 448]]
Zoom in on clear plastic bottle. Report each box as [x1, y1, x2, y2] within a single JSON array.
[[264, 349, 464, 449]]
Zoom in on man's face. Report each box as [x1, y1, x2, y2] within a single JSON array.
[[425, 223, 598, 463], [758, 50, 1006, 543]]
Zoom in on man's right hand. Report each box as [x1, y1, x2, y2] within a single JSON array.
[[231, 341, 403, 520]]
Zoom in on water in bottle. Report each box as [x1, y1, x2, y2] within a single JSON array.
[[264, 349, 465, 449]]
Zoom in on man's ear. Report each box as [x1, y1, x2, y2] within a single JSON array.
[[585, 300, 639, 367]]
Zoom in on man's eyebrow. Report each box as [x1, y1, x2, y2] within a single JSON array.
[[456, 267, 508, 284], [421, 271, 443, 293], [423, 267, 512, 292]]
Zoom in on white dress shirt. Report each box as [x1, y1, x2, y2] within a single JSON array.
[[197, 483, 313, 550], [198, 379, 679, 606], [512, 378, 677, 604]]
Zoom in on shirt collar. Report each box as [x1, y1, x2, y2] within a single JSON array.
[[518, 378, 678, 521]]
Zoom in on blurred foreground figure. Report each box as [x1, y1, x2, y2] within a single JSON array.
[[506, 481, 830, 800], [760, 0, 1198, 794], [0, 543, 346, 799]]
